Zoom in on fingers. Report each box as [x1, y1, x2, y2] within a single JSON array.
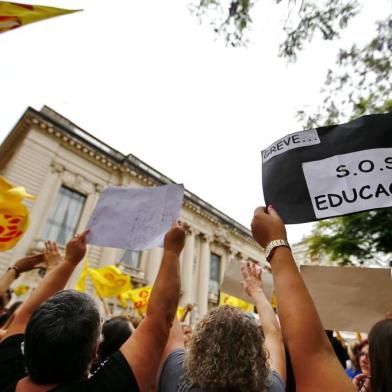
[[240, 262, 249, 279], [267, 204, 280, 218], [253, 204, 281, 219], [76, 230, 89, 243], [52, 241, 59, 254], [44, 240, 55, 254], [253, 206, 267, 216]]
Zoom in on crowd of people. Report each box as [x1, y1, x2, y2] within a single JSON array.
[[0, 205, 391, 391]]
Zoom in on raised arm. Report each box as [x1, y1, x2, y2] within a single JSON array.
[[120, 224, 185, 392], [3, 233, 88, 339], [251, 206, 354, 392], [0, 253, 45, 298], [241, 261, 286, 384]]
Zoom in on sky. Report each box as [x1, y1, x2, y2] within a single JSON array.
[[0, 0, 390, 243]]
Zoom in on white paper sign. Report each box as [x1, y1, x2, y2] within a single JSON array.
[[87, 184, 184, 250], [303, 148, 392, 219], [262, 129, 320, 163], [220, 259, 274, 305]]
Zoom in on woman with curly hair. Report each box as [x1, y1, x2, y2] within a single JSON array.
[[158, 262, 286, 391]]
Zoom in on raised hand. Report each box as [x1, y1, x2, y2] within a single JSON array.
[[251, 205, 287, 248], [241, 261, 263, 297], [163, 223, 185, 256], [65, 230, 89, 265], [44, 240, 62, 270]]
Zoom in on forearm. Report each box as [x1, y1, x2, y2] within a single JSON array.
[[251, 289, 281, 336], [146, 249, 181, 327], [251, 288, 286, 381], [0, 269, 17, 297], [270, 247, 332, 357]]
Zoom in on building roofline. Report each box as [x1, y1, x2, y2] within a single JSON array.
[[8, 106, 254, 241]]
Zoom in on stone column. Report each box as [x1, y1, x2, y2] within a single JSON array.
[[145, 247, 163, 284], [181, 225, 195, 306], [197, 233, 211, 317]]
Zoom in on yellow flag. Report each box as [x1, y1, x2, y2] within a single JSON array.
[[0, 176, 34, 251], [0, 2, 81, 33], [75, 261, 90, 292], [88, 265, 131, 298], [129, 286, 152, 316], [177, 306, 185, 320], [219, 292, 254, 313], [13, 284, 29, 296]]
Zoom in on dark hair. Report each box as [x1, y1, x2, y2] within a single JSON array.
[[98, 316, 132, 362], [368, 319, 392, 392], [24, 290, 100, 385], [352, 338, 369, 371]]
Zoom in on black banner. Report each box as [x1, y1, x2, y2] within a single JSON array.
[[262, 113, 392, 224]]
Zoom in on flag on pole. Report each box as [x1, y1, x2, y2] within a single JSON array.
[[0, 2, 81, 33], [120, 285, 184, 319], [75, 262, 131, 298], [0, 176, 34, 251], [88, 265, 131, 298], [128, 286, 152, 316]]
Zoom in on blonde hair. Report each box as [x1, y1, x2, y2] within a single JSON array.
[[184, 306, 269, 391]]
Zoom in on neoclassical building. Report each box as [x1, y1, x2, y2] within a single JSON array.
[[0, 106, 267, 320]]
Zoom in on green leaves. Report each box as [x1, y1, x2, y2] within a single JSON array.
[[306, 209, 392, 266], [189, 0, 359, 57], [298, 15, 392, 128]]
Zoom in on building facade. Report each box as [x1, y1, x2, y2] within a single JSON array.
[[0, 106, 267, 321]]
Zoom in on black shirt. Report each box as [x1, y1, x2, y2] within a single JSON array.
[[0, 334, 139, 391]]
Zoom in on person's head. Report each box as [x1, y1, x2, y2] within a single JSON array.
[[184, 306, 269, 391], [98, 316, 133, 362], [181, 323, 192, 345], [24, 290, 101, 385], [368, 319, 392, 392], [352, 339, 369, 375], [0, 289, 12, 312]]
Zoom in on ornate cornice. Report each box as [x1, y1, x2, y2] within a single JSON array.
[[23, 110, 256, 247]]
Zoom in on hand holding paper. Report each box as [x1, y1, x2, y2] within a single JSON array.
[[163, 222, 185, 256]]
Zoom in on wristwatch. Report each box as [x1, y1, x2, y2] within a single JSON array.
[[265, 239, 291, 262]]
